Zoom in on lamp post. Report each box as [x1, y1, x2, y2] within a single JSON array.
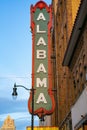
[[12, 83, 35, 130]]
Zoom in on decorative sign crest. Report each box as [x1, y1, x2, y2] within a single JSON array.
[[28, 0, 55, 118]]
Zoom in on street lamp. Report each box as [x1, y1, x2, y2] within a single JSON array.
[[12, 83, 35, 130]]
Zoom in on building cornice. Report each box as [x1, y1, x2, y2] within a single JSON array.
[[63, 0, 87, 66]]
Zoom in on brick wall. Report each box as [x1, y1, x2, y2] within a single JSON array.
[[52, 0, 82, 127]]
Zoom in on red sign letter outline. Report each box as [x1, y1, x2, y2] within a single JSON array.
[[28, 1, 55, 118]]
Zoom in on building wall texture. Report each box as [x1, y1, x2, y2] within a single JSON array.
[[51, 0, 86, 129]]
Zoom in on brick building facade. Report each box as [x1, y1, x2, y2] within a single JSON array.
[[51, 0, 87, 129]]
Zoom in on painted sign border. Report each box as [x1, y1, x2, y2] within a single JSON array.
[[28, 0, 55, 118]]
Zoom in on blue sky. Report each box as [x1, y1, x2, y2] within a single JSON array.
[[0, 0, 51, 130]]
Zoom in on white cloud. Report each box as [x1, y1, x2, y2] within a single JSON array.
[[0, 112, 29, 121], [0, 112, 39, 122]]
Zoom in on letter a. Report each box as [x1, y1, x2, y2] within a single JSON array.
[[36, 93, 47, 103], [37, 63, 46, 73], [37, 13, 46, 21], [37, 37, 46, 46]]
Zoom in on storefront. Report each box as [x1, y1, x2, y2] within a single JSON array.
[[74, 114, 87, 130], [71, 85, 87, 130], [74, 123, 87, 130]]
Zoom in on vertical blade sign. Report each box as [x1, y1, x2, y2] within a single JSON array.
[[28, 1, 55, 118]]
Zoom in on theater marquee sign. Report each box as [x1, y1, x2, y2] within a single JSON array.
[[28, 1, 55, 118]]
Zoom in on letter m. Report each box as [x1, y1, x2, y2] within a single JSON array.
[[36, 78, 47, 87]]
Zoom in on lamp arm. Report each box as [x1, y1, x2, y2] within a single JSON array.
[[15, 84, 30, 91]]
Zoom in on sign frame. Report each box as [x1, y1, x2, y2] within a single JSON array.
[[28, 0, 55, 118]]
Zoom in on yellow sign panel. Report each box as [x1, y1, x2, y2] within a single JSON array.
[[79, 128, 83, 130], [26, 126, 59, 130]]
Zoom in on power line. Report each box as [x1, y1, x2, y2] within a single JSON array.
[[0, 76, 30, 79]]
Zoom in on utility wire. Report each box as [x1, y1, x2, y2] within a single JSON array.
[[0, 76, 29, 79]]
